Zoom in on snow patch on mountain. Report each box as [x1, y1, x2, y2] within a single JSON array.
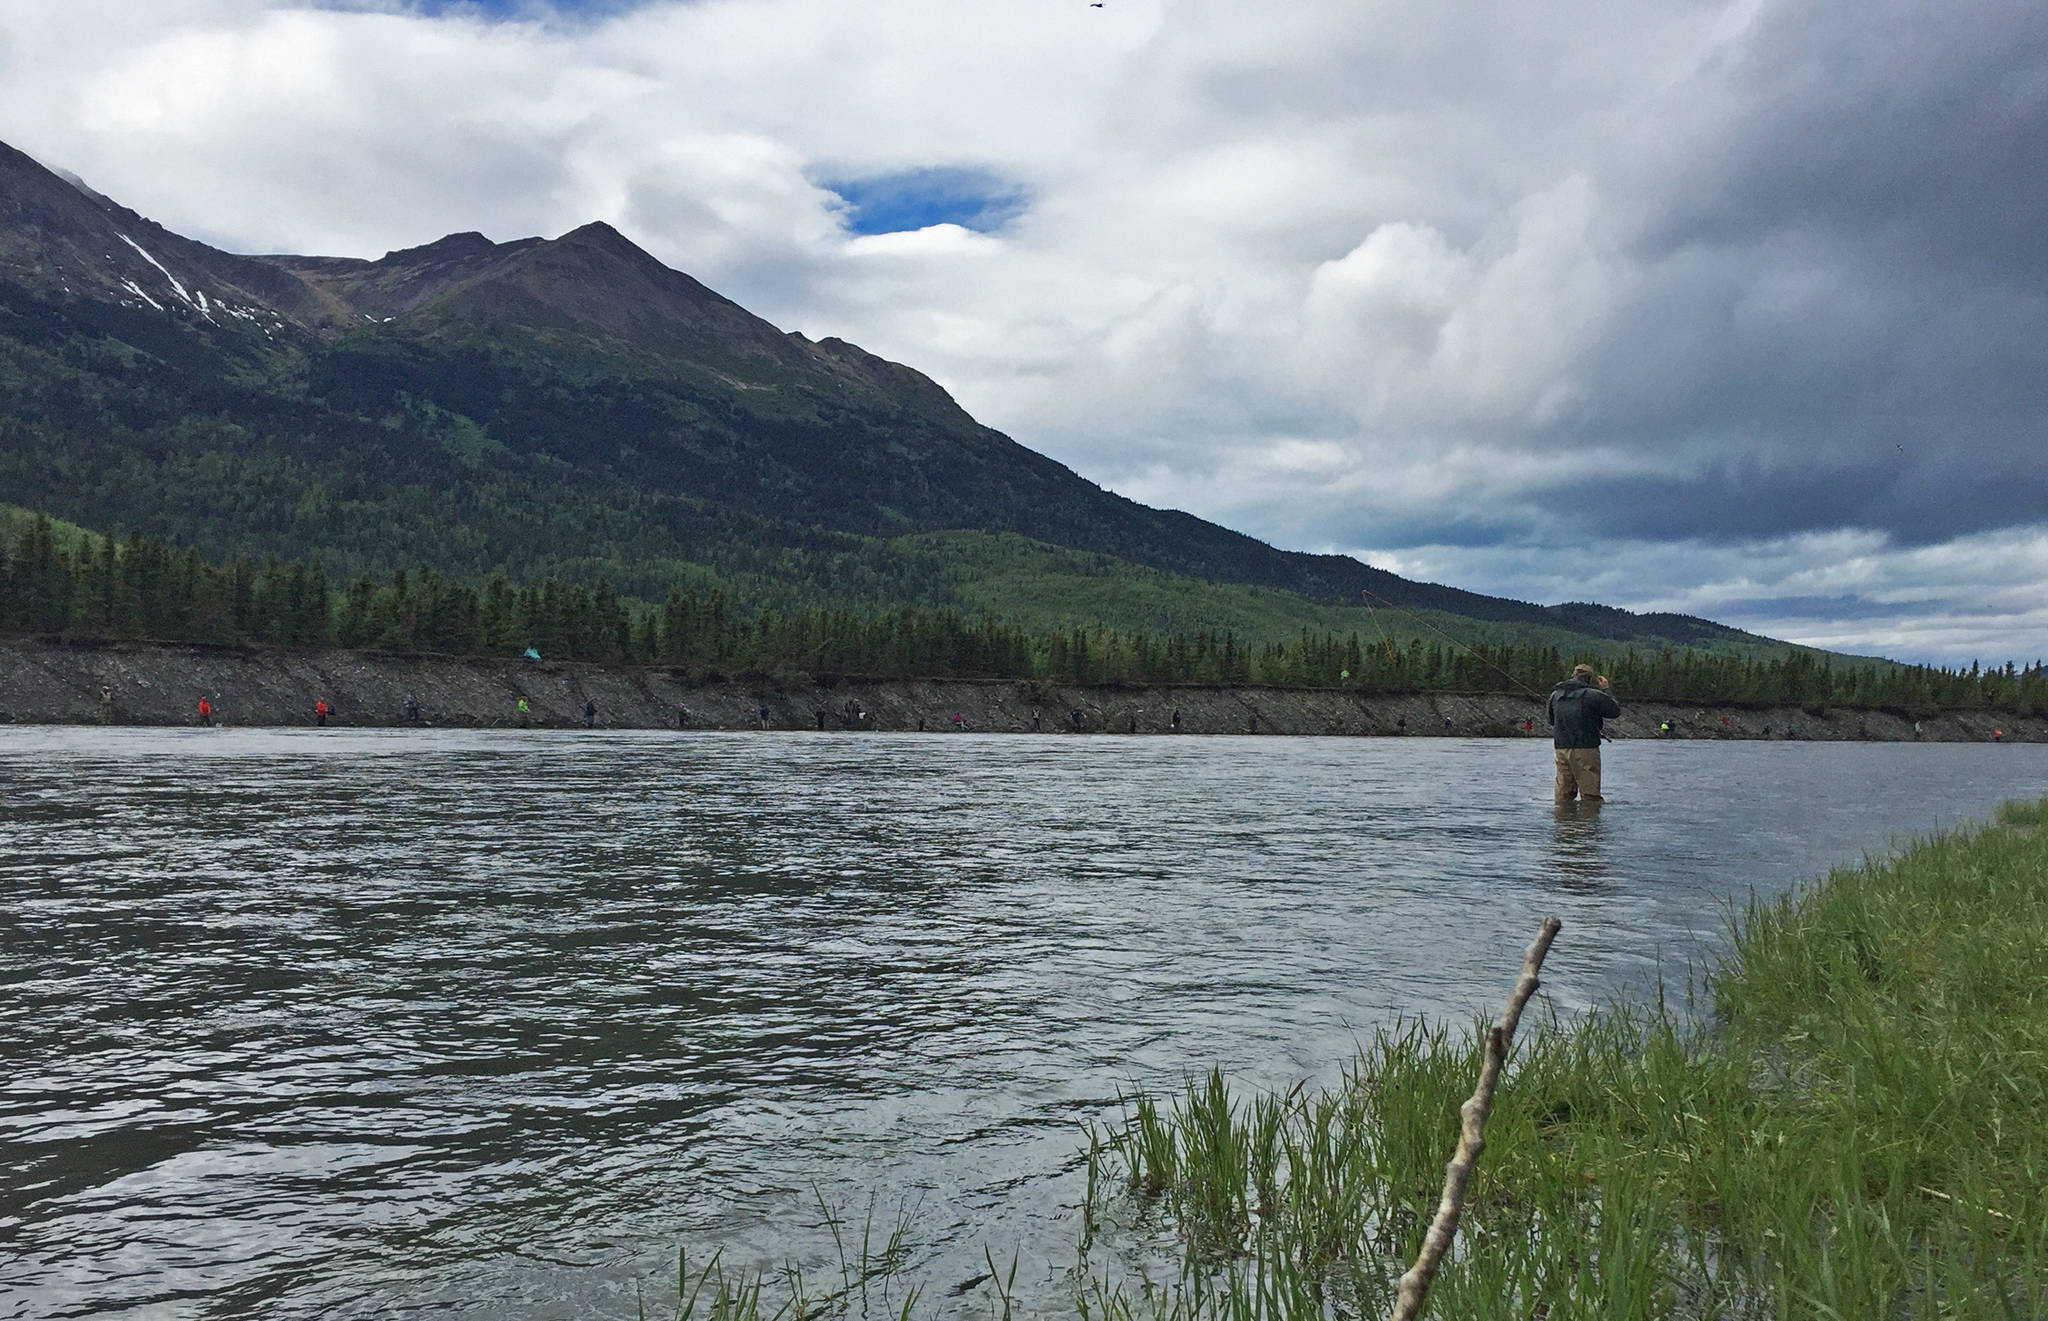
[[118, 279, 163, 311], [117, 233, 212, 321]]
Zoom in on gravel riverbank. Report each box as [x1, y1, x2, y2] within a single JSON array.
[[1, 636, 2037, 741]]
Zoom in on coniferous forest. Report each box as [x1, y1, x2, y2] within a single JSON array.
[[7, 145, 2037, 729], [4, 515, 2042, 715]]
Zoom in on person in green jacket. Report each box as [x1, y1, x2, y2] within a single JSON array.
[[1548, 664, 1621, 803], [517, 696, 531, 729]]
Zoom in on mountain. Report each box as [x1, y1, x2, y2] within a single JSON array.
[[0, 138, 1781, 656]]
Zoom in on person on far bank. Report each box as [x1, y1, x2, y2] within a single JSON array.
[[197, 695, 213, 727], [1548, 663, 1620, 804], [314, 697, 330, 727]]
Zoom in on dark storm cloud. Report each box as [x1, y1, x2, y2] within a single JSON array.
[[1308, 511, 1526, 554], [1716, 595, 1930, 623], [1547, 0, 2048, 546], [1653, 0, 2048, 291], [1570, 453, 2048, 546]]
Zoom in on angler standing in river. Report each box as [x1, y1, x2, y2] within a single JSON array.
[[1548, 663, 1620, 804]]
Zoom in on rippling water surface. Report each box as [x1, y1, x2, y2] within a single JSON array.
[[4, 729, 2045, 1319]]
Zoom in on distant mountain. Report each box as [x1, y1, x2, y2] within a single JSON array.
[[0, 137, 1782, 656]]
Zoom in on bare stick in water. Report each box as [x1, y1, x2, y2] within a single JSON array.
[[1389, 916, 1563, 1321]]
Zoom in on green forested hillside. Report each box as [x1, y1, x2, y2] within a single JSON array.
[[0, 134, 1804, 667], [0, 278, 1786, 657]]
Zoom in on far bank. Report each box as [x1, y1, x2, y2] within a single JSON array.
[[0, 636, 2037, 741]]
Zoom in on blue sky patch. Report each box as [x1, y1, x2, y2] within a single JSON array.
[[319, 0, 638, 19], [823, 168, 1028, 237]]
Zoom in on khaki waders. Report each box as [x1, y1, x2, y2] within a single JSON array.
[[1554, 747, 1603, 802]]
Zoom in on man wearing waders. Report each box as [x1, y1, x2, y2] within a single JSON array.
[[1548, 663, 1619, 803]]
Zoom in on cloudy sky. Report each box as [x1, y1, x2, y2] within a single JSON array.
[[3, 0, 2044, 665]]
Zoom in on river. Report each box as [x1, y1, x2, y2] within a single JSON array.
[[4, 729, 2045, 1319]]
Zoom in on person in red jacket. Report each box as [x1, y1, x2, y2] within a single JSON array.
[[314, 698, 330, 727], [197, 696, 213, 727]]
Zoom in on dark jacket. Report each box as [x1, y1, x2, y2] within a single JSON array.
[[1548, 679, 1620, 749]]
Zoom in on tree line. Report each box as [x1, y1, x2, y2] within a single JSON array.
[[2, 516, 2043, 714]]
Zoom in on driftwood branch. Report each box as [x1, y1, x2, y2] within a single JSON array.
[[1389, 916, 1563, 1321]]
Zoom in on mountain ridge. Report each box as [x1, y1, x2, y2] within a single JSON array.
[[0, 138, 1791, 657]]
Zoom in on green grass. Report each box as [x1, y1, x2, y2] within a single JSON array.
[[1994, 798, 2048, 829], [641, 1192, 925, 1321], [1085, 799, 2048, 1318], [646, 802, 2048, 1319]]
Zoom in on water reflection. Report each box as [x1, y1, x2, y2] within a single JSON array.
[[0, 729, 2043, 1320], [1547, 799, 1610, 892]]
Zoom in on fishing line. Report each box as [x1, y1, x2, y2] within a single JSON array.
[[1359, 592, 1403, 668], [1358, 585, 1552, 703]]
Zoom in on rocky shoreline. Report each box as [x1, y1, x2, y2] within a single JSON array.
[[0, 636, 2037, 742]]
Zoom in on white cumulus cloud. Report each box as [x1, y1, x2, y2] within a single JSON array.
[[2, 0, 2044, 664]]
